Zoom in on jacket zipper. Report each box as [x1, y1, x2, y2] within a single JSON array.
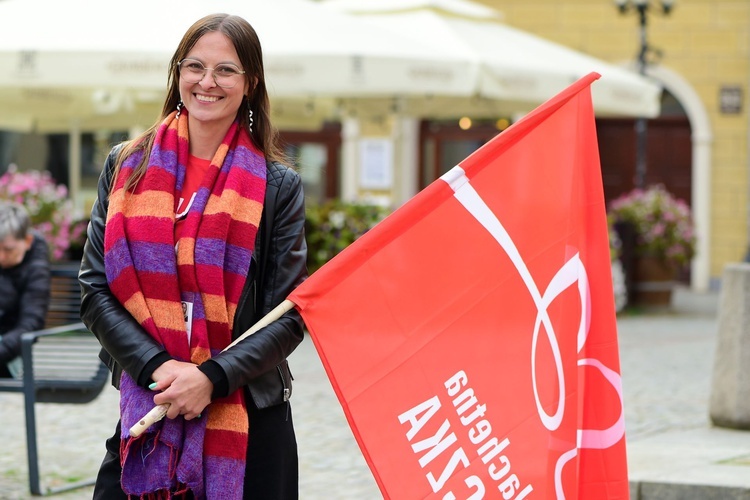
[[277, 364, 290, 402]]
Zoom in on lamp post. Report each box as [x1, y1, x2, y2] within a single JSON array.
[[615, 0, 674, 189]]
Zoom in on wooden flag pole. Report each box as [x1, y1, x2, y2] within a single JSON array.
[[128, 299, 297, 437]]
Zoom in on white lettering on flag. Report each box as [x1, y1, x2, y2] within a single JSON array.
[[399, 371, 534, 498], [440, 165, 625, 499]]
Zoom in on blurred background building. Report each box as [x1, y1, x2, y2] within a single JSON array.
[[478, 0, 747, 293], [0, 0, 746, 292]]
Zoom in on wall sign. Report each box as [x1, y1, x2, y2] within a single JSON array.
[[720, 86, 742, 114], [359, 138, 393, 190]]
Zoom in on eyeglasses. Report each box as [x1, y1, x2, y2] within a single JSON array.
[[177, 58, 246, 89]]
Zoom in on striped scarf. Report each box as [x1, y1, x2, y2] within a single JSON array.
[[104, 109, 266, 499]]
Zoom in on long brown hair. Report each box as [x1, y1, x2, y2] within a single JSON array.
[[115, 13, 285, 192]]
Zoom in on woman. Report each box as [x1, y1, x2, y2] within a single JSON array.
[[79, 13, 307, 499]]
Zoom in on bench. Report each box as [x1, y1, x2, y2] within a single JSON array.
[[0, 262, 109, 496]]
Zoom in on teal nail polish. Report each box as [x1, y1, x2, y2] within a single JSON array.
[[148, 382, 157, 390]]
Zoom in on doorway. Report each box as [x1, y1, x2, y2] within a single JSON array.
[[418, 119, 506, 190], [280, 122, 341, 205], [596, 115, 692, 205]]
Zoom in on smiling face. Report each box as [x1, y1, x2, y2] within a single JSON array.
[[179, 31, 250, 138]]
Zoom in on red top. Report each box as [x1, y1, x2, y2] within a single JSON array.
[[175, 155, 211, 239]]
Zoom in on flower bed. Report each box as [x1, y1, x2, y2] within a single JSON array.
[[0, 165, 88, 261], [607, 184, 696, 269]]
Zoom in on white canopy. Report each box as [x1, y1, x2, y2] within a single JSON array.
[[0, 0, 472, 132], [323, 0, 662, 118], [0, 0, 660, 133]]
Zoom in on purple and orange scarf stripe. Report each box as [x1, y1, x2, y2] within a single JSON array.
[[104, 109, 266, 498]]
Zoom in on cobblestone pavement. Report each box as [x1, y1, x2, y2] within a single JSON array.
[[0, 287, 722, 499]]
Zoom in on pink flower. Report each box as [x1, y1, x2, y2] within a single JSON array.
[[608, 184, 695, 266], [0, 167, 87, 261]]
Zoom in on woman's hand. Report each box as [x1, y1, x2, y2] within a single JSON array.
[[151, 360, 213, 420]]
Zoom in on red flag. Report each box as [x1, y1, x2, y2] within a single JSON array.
[[290, 72, 627, 499]]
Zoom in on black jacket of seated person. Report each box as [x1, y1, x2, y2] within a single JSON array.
[[0, 233, 51, 376]]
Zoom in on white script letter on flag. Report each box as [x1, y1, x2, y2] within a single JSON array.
[[289, 72, 628, 499]]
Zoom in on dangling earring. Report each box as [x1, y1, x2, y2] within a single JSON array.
[[248, 108, 254, 133], [176, 100, 183, 118]]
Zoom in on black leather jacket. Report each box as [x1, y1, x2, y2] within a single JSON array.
[[79, 146, 307, 409], [0, 234, 50, 363]]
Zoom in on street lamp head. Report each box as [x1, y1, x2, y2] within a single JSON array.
[[614, 0, 649, 14], [614, 0, 675, 15]]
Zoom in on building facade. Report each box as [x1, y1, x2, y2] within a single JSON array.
[[1, 0, 746, 290], [476, 0, 749, 289]]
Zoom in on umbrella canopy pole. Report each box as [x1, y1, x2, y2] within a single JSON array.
[[68, 121, 81, 209]]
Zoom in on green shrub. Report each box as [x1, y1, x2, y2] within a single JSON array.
[[305, 199, 390, 273]]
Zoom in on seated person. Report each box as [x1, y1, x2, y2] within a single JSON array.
[[0, 201, 50, 378]]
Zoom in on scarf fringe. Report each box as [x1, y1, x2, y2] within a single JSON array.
[[120, 433, 192, 499]]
